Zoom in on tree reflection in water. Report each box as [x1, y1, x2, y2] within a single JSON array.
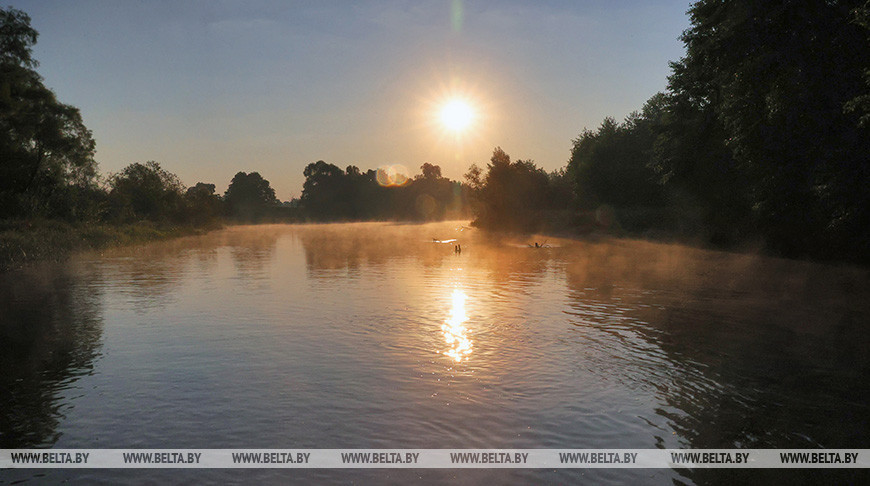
[[0, 263, 104, 447]]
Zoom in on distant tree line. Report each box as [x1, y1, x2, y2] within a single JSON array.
[[4, 2, 869, 264], [0, 8, 283, 225], [300, 161, 469, 221], [0, 7, 472, 227]]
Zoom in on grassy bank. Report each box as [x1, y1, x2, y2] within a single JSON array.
[[0, 220, 221, 272]]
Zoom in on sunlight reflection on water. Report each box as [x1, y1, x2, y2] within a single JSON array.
[[2, 222, 870, 485], [442, 289, 472, 362]]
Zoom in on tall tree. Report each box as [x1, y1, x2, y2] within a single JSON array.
[[568, 102, 666, 211], [300, 161, 350, 220], [666, 0, 870, 258], [224, 171, 278, 220], [418, 162, 442, 180], [472, 147, 551, 231], [185, 182, 223, 224], [0, 7, 97, 218], [107, 162, 185, 222], [0, 7, 38, 68]]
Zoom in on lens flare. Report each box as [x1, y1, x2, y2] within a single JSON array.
[[376, 164, 411, 187]]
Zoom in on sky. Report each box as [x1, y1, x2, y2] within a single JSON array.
[[11, 0, 691, 200]]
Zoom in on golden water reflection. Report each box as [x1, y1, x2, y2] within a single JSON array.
[[442, 289, 472, 362]]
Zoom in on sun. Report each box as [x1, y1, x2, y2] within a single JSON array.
[[419, 76, 489, 145], [439, 99, 475, 132]]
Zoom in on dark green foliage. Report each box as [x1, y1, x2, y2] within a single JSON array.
[[0, 7, 98, 220], [566, 1, 870, 261], [107, 162, 186, 222], [650, 89, 754, 245], [569, 97, 667, 209], [547, 167, 574, 210], [224, 171, 279, 221], [665, 0, 870, 258], [565, 95, 673, 235], [185, 182, 223, 224], [0, 8, 38, 68]]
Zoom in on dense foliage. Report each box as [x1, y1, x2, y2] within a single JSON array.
[[465, 148, 567, 232], [224, 172, 279, 221], [300, 161, 469, 221], [666, 0, 869, 258], [0, 8, 98, 219], [557, 0, 870, 261]]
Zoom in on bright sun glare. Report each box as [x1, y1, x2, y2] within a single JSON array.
[[439, 99, 475, 132]]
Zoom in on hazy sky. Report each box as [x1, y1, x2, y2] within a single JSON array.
[[12, 0, 690, 200]]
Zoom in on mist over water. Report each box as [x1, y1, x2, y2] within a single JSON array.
[[1, 222, 869, 484]]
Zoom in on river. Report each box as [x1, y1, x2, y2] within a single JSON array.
[[1, 222, 868, 484]]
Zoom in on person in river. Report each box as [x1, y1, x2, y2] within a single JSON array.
[[455, 244, 461, 254]]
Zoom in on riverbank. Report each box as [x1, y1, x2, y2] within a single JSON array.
[[473, 208, 833, 265], [0, 220, 221, 272]]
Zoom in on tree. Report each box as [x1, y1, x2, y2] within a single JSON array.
[[547, 167, 574, 210], [0, 7, 98, 218], [0, 7, 38, 68], [845, 1, 870, 127], [418, 162, 442, 180], [185, 182, 223, 224], [568, 97, 667, 209], [224, 171, 278, 220], [406, 163, 457, 220], [107, 162, 185, 222], [471, 147, 551, 231], [300, 161, 350, 220], [665, 0, 870, 258]]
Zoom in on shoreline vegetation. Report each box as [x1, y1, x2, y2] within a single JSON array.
[[2, 3, 869, 271], [0, 212, 778, 274], [0, 219, 221, 272]]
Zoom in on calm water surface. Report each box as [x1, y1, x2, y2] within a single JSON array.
[[1, 222, 869, 484]]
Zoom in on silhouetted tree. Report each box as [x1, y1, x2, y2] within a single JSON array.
[[400, 163, 453, 220], [569, 96, 668, 211], [224, 171, 278, 221], [663, 0, 870, 258], [547, 167, 573, 210], [107, 162, 185, 222], [184, 182, 223, 224], [418, 162, 442, 180], [0, 8, 38, 68], [471, 147, 551, 231], [301, 161, 351, 220], [0, 7, 98, 218], [300, 160, 469, 221]]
